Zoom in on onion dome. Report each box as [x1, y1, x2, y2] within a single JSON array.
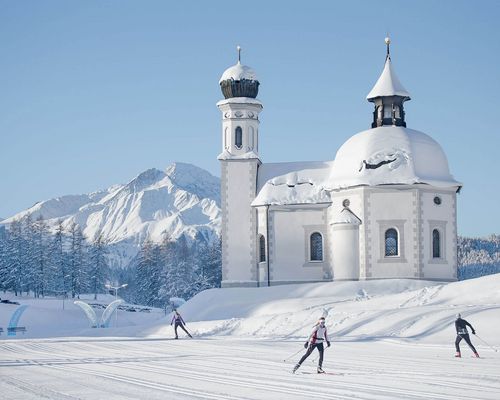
[[219, 46, 260, 99]]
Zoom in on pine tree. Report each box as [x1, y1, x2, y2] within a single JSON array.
[[89, 233, 108, 300], [22, 215, 36, 296], [68, 223, 86, 298], [32, 216, 49, 297], [135, 239, 163, 306], [49, 221, 68, 296], [6, 219, 23, 296], [0, 225, 8, 292]]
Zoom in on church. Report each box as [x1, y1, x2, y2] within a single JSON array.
[[217, 39, 461, 288]]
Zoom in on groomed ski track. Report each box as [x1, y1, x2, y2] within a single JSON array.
[[1, 337, 499, 400]]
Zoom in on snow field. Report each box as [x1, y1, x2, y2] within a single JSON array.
[[1, 275, 500, 399], [1, 337, 499, 399]]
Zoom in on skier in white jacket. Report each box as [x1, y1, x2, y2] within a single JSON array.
[[293, 316, 331, 374]]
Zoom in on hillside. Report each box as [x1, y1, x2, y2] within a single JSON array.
[[170, 274, 500, 346]]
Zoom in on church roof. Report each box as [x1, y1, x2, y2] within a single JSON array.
[[219, 61, 258, 84], [366, 57, 411, 101], [331, 208, 362, 225], [327, 126, 461, 191], [252, 161, 332, 206], [253, 126, 461, 207]]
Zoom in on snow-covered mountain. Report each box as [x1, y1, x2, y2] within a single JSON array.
[[2, 162, 221, 268]]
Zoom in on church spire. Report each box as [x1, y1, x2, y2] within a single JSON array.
[[367, 37, 411, 128]]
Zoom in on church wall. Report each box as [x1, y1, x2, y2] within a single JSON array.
[[420, 188, 457, 281], [365, 188, 417, 279], [269, 206, 330, 284], [221, 160, 259, 287], [256, 206, 268, 285]]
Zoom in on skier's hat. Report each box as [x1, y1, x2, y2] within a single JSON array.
[[456, 313, 461, 319]]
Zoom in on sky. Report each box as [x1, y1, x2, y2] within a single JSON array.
[[0, 0, 499, 237]]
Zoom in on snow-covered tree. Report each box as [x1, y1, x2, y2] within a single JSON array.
[[68, 223, 86, 298], [0, 225, 8, 292], [6, 219, 24, 295], [48, 221, 68, 296], [89, 233, 108, 300]]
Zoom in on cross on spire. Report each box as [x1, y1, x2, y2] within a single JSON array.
[[237, 45, 241, 63]]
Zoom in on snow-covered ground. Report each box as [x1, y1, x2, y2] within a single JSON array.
[[1, 275, 500, 399]]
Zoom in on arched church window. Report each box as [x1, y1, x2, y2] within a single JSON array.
[[432, 229, 441, 258], [310, 232, 323, 261], [385, 228, 399, 256], [235, 126, 243, 149], [259, 235, 266, 262]]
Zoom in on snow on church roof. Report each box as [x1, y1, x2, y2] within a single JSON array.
[[253, 127, 461, 206], [327, 126, 461, 191], [252, 161, 332, 206], [331, 208, 362, 225], [219, 62, 258, 84], [366, 57, 411, 100]]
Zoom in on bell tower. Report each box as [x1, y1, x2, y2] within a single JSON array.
[[218, 46, 262, 158], [367, 37, 411, 128], [217, 47, 262, 288]]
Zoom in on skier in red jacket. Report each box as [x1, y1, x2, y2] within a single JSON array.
[[293, 316, 331, 374]]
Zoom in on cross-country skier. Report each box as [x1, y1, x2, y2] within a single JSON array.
[[454, 313, 479, 358], [171, 310, 192, 339], [293, 316, 331, 374]]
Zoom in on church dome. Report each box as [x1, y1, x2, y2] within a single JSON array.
[[219, 46, 260, 99], [327, 126, 461, 190]]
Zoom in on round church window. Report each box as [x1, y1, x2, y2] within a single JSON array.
[[433, 196, 442, 205], [342, 199, 350, 207]]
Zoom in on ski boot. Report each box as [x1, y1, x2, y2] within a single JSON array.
[[454, 352, 461, 358], [317, 366, 325, 374], [473, 352, 480, 358], [292, 364, 300, 374]]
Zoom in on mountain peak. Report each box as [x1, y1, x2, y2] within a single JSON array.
[[165, 162, 220, 204], [125, 168, 166, 193], [2, 163, 221, 268]]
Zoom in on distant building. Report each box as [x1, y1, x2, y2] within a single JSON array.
[[217, 40, 461, 287]]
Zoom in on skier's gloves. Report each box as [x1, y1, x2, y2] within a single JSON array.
[[304, 342, 309, 349], [327, 341, 331, 347], [472, 330, 476, 335]]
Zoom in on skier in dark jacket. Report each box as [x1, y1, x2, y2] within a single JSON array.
[[293, 317, 331, 374], [171, 310, 192, 339], [454, 313, 479, 358]]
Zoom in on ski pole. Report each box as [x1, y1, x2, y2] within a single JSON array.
[[283, 347, 304, 362], [474, 334, 498, 352]]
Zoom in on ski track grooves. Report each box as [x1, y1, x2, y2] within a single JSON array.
[[1, 339, 499, 400], [2, 375, 82, 400]]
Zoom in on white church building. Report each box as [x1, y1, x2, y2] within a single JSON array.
[[217, 40, 461, 288]]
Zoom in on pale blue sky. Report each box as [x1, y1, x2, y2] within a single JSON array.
[[1, 0, 499, 236]]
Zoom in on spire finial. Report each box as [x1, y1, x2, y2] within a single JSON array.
[[385, 36, 391, 60], [237, 45, 241, 63]]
